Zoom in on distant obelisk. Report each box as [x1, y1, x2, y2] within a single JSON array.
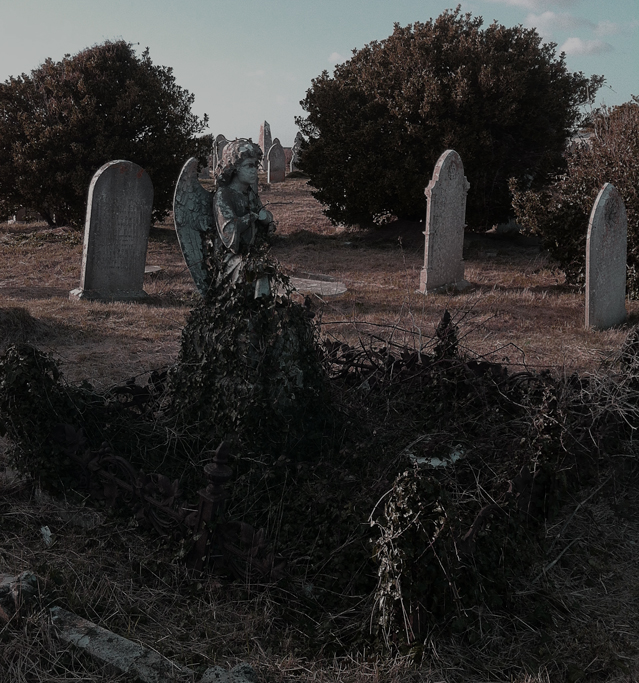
[[258, 121, 272, 171]]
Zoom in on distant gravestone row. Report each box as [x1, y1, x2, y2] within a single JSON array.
[[70, 160, 153, 302], [213, 123, 293, 184]]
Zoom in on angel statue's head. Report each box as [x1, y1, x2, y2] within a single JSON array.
[[214, 138, 263, 187]]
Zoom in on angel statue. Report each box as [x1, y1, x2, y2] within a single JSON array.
[[173, 138, 276, 298], [170, 137, 328, 464]]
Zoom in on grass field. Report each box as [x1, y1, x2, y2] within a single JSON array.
[[2, 176, 639, 682], [2, 176, 635, 386]]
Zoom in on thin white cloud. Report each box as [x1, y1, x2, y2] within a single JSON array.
[[594, 19, 639, 37], [560, 37, 613, 55], [593, 20, 620, 37], [487, 0, 579, 9], [525, 11, 593, 38], [328, 52, 345, 64]]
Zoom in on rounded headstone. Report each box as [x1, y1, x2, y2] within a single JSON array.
[[70, 160, 153, 301]]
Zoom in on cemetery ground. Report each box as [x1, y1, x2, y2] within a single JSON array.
[[3, 176, 639, 681]]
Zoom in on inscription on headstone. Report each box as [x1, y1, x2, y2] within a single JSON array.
[[258, 121, 272, 171], [267, 138, 286, 184], [419, 149, 470, 294], [70, 160, 153, 301], [585, 183, 627, 329]]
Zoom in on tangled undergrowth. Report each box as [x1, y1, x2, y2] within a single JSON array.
[[3, 307, 639, 681], [169, 245, 330, 458]]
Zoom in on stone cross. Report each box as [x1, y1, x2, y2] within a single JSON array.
[[70, 160, 153, 301], [267, 138, 286, 183], [258, 121, 272, 171], [585, 183, 627, 329], [419, 149, 470, 294]]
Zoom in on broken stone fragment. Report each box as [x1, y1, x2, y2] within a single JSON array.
[[200, 662, 259, 682], [50, 606, 259, 683], [51, 606, 193, 682], [0, 571, 39, 624]]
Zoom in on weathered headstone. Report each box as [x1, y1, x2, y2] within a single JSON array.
[[284, 147, 292, 173], [290, 131, 304, 172], [70, 160, 153, 301], [258, 121, 272, 171], [419, 149, 470, 294], [267, 138, 286, 184], [585, 183, 627, 329]]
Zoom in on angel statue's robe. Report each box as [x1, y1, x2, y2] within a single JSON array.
[[212, 185, 274, 294]]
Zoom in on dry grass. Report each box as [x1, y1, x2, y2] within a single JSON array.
[[4, 463, 639, 682], [1, 175, 635, 386], [3, 175, 639, 681], [268, 179, 637, 375]]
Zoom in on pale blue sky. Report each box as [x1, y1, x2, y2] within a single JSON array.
[[0, 0, 637, 146]]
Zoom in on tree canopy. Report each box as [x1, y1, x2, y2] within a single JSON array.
[[0, 41, 208, 226], [297, 7, 603, 229]]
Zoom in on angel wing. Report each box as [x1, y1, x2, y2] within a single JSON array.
[[173, 157, 214, 296]]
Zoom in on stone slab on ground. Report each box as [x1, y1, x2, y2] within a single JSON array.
[[50, 606, 258, 683], [51, 606, 193, 682], [145, 265, 163, 275], [289, 272, 347, 296]]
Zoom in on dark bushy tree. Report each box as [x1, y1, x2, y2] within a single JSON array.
[[0, 41, 208, 226], [511, 99, 639, 295], [297, 7, 602, 229]]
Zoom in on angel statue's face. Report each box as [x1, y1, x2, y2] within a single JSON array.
[[235, 157, 259, 186]]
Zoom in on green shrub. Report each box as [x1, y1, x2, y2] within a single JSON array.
[[0, 41, 208, 226], [511, 98, 639, 294], [297, 7, 602, 229]]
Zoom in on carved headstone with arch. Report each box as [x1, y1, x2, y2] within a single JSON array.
[[70, 160, 153, 301], [267, 138, 286, 184], [419, 149, 470, 294], [585, 183, 627, 329]]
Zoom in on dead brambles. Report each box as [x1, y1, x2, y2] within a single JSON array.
[[3, 311, 639, 680]]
